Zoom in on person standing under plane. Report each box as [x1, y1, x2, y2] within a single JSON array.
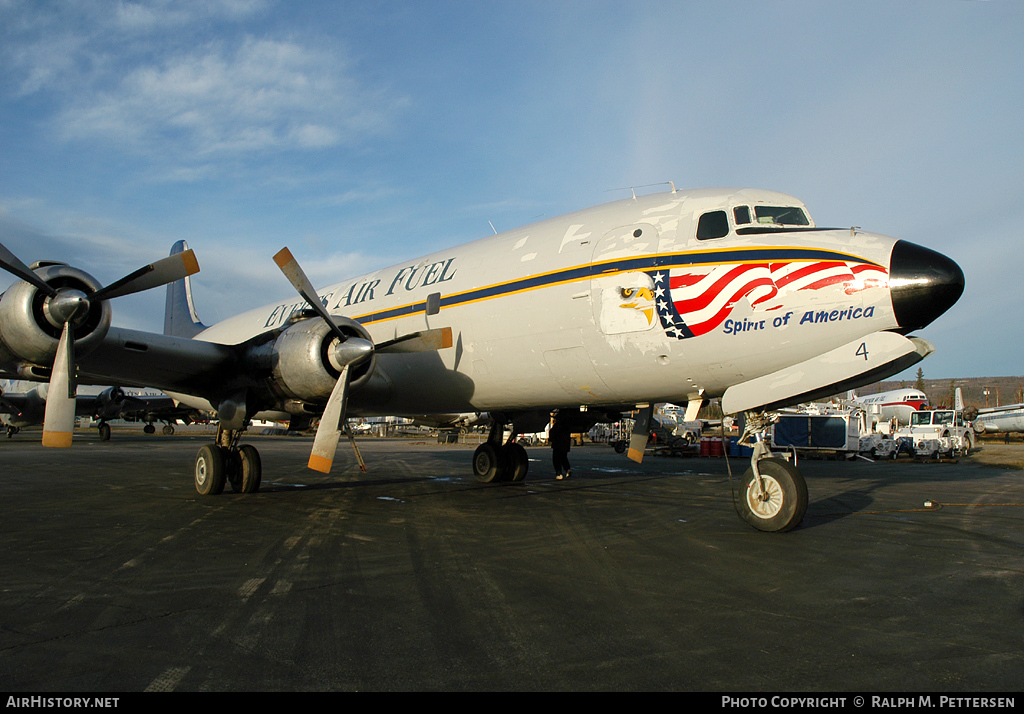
[[550, 417, 572, 480]]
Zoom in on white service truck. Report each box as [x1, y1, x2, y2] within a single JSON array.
[[895, 408, 974, 458]]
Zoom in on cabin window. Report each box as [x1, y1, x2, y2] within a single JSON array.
[[754, 206, 809, 226], [697, 210, 730, 240], [733, 206, 751, 225]]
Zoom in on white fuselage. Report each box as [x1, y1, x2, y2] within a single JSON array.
[[974, 405, 1024, 434], [853, 389, 929, 426], [179, 188, 903, 419]]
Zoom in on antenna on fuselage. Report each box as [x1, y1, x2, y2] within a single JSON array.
[[607, 181, 678, 199]]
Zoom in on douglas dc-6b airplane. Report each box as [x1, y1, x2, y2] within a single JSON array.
[[851, 387, 929, 426], [0, 381, 199, 440], [972, 403, 1024, 435], [0, 187, 964, 532]]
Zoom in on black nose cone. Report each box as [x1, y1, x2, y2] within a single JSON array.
[[889, 240, 965, 332]]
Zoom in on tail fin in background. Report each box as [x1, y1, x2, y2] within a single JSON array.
[[954, 387, 964, 411], [164, 240, 208, 338]]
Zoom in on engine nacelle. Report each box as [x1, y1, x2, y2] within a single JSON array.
[[93, 387, 127, 420], [269, 315, 375, 403], [0, 262, 112, 367]]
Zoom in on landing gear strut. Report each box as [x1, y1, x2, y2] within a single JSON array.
[[194, 425, 262, 495], [730, 413, 808, 533], [472, 420, 528, 483]]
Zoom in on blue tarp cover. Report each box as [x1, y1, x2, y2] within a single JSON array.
[[773, 416, 847, 448]]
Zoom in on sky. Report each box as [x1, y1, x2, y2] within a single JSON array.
[[0, 0, 1021, 381]]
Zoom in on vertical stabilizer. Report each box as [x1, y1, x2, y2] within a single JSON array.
[[164, 240, 208, 338]]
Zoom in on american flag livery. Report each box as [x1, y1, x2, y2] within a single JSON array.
[[649, 259, 888, 339]]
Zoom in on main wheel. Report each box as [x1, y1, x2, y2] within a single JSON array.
[[232, 444, 262, 494], [97, 422, 111, 442], [162, 424, 175, 435], [195, 444, 227, 496], [962, 434, 973, 456], [503, 442, 529, 482], [735, 457, 808, 533], [473, 443, 507, 483]]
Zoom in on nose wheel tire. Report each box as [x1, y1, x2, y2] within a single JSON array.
[[735, 457, 808, 533]]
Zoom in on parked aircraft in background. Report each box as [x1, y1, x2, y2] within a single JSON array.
[[0, 381, 200, 439], [0, 186, 964, 532], [850, 387, 929, 426], [410, 412, 491, 433], [972, 403, 1024, 435]]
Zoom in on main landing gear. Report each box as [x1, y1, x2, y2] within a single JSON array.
[[143, 422, 174, 435], [94, 420, 174, 440], [472, 419, 528, 483], [730, 413, 808, 533], [194, 425, 262, 496]]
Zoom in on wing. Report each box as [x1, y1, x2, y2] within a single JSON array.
[[76, 327, 239, 398]]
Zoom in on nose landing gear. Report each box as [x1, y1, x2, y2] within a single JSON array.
[[730, 413, 808, 533]]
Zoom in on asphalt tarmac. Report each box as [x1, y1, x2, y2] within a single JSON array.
[[2, 429, 1023, 692]]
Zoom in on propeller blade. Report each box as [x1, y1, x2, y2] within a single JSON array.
[[376, 327, 453, 353], [0, 241, 57, 297], [308, 365, 351, 473], [627, 404, 654, 463], [91, 249, 200, 301], [273, 247, 348, 344], [41, 322, 77, 448], [0, 388, 20, 414]]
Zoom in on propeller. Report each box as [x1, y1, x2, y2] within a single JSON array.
[[0, 384, 21, 415], [273, 247, 452, 473], [41, 322, 76, 447], [0, 242, 60, 297], [0, 241, 200, 447], [627, 404, 654, 463]]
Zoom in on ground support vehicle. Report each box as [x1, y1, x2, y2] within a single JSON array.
[[895, 408, 974, 458]]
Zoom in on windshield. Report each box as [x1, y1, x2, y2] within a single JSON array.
[[754, 206, 809, 226], [911, 410, 954, 426]]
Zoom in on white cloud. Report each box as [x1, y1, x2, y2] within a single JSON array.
[[2, 2, 405, 161], [55, 36, 402, 156], [113, 0, 271, 33]]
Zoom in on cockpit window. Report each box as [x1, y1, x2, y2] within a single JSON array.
[[733, 206, 751, 225], [754, 206, 809, 226], [697, 210, 730, 240]]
